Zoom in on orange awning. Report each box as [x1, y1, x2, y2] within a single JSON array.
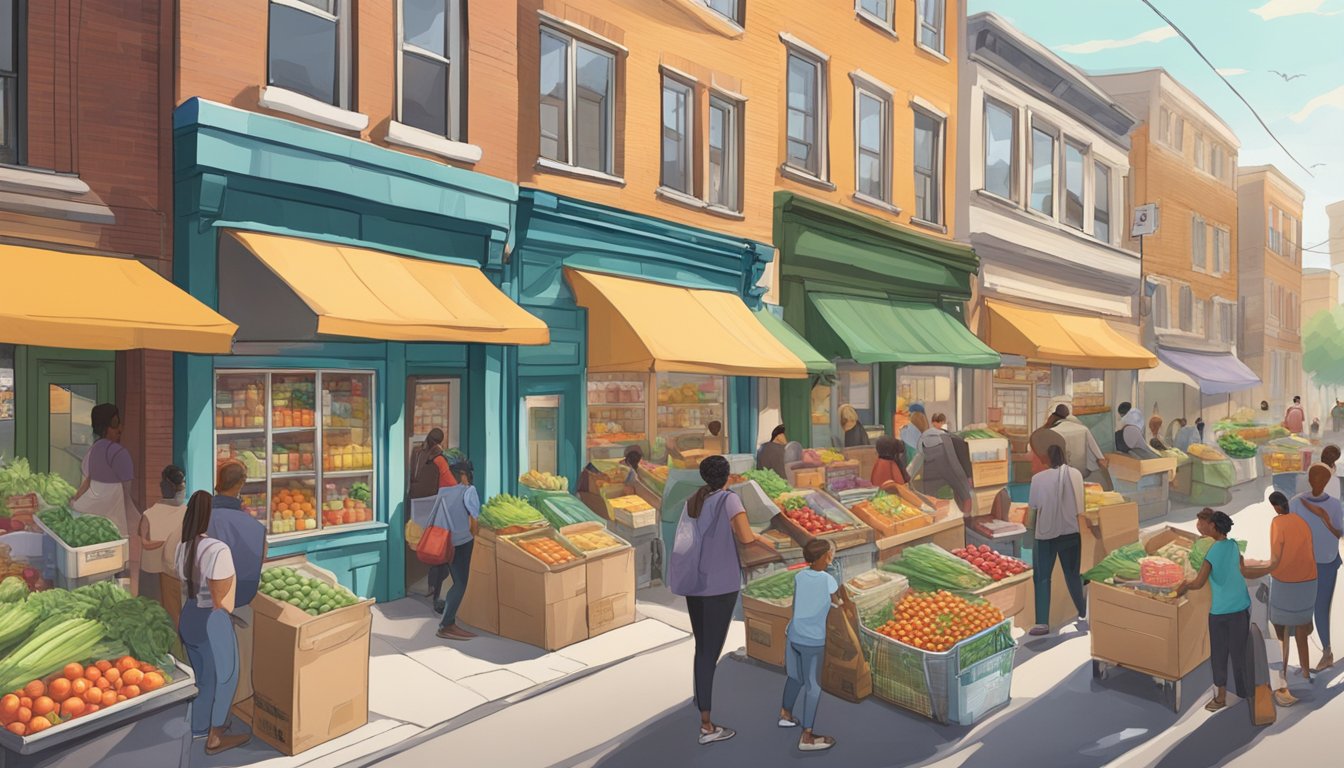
[[985, 300, 1155, 369]]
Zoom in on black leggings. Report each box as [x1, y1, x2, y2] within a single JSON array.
[[1208, 609, 1250, 697], [686, 592, 738, 714], [428, 563, 451, 600]]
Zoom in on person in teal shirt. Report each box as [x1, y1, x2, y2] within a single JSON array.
[[778, 540, 853, 751], [1180, 509, 1252, 712]]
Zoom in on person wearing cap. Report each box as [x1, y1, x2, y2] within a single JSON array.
[[1028, 408, 1067, 477], [433, 459, 481, 641], [1178, 508, 1251, 712]]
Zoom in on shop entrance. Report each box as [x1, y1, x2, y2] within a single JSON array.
[[3, 346, 115, 486], [404, 376, 461, 598]]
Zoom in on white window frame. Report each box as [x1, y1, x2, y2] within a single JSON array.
[[1028, 118, 1057, 217], [1060, 138, 1087, 231], [783, 45, 828, 181], [1157, 106, 1184, 152], [1190, 213, 1207, 272], [1269, 279, 1280, 321], [1193, 132, 1205, 171], [854, 83, 891, 204], [707, 92, 743, 213], [1093, 161, 1112, 243], [1152, 279, 1172, 330], [1193, 298, 1207, 339], [267, 0, 351, 110], [703, 0, 742, 25], [916, 0, 945, 55], [396, 0, 464, 142], [982, 96, 1018, 203], [1179, 284, 1194, 333], [913, 106, 945, 226], [1215, 225, 1231, 274], [538, 25, 617, 176], [856, 0, 894, 29], [660, 74, 695, 195]]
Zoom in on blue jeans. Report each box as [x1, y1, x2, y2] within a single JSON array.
[[179, 600, 239, 736], [1034, 533, 1086, 626], [782, 641, 825, 730], [439, 539, 475, 628], [1316, 556, 1341, 649]]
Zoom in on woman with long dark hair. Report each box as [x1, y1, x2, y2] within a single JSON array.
[[72, 403, 142, 593], [666, 455, 763, 746], [176, 490, 249, 754], [872, 436, 910, 489]]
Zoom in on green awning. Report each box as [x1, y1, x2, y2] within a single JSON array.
[[754, 308, 836, 376], [806, 293, 1001, 368]]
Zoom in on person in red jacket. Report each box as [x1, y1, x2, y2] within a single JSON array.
[[871, 436, 910, 490]]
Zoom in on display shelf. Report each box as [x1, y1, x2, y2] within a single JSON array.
[[216, 427, 266, 436], [272, 470, 317, 479], [324, 469, 374, 478], [273, 426, 316, 434]]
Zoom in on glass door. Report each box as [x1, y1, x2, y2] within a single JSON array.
[[406, 377, 460, 481], [522, 395, 561, 475], [34, 360, 114, 486]]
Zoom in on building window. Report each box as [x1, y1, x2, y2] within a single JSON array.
[[917, 0, 944, 53], [0, 0, 20, 165], [1062, 140, 1086, 230], [1269, 280, 1280, 320], [1152, 281, 1170, 330], [660, 76, 694, 194], [913, 109, 943, 224], [1193, 132, 1205, 171], [858, 0, 893, 26], [268, 0, 347, 108], [1268, 205, 1281, 255], [1193, 298, 1206, 338], [1179, 284, 1194, 332], [1029, 123, 1055, 216], [1210, 143, 1226, 180], [785, 49, 826, 178], [1217, 301, 1236, 345], [1094, 162, 1111, 242], [704, 0, 742, 24], [983, 99, 1016, 201], [399, 0, 464, 139], [1157, 107, 1183, 151], [539, 27, 615, 174], [708, 95, 741, 211], [855, 86, 890, 201], [1213, 226, 1230, 274], [1190, 214, 1207, 271]]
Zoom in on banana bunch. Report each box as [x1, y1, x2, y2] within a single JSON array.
[[519, 470, 568, 491]]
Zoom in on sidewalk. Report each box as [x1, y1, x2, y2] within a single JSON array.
[[191, 594, 689, 768]]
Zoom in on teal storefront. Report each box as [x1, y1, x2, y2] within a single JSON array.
[[173, 99, 545, 602]]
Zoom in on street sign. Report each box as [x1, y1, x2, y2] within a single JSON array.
[[1131, 204, 1159, 238]]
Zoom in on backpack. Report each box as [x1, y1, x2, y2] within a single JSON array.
[[408, 450, 442, 499]]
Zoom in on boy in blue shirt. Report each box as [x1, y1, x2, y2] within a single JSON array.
[[778, 539, 852, 751], [1179, 509, 1252, 712]]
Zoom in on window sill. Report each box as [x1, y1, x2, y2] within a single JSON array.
[[974, 188, 1020, 208], [852, 192, 902, 216], [536, 157, 626, 186], [0, 165, 91, 195], [910, 218, 947, 234], [655, 185, 707, 210], [915, 43, 950, 64], [779, 164, 836, 191], [855, 10, 898, 38], [259, 86, 369, 132], [704, 204, 745, 221], [661, 0, 745, 39], [385, 121, 482, 164]]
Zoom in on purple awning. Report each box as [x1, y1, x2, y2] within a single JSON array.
[[1156, 347, 1261, 395]]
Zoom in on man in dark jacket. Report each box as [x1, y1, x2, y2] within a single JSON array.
[[210, 460, 268, 710], [909, 413, 974, 513]]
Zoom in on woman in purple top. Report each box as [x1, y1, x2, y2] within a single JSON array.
[[72, 403, 142, 594], [667, 455, 764, 746]]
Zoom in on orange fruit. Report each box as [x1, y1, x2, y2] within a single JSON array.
[[116, 657, 138, 673], [18, 697, 30, 709], [141, 672, 164, 691], [83, 688, 102, 705], [139, 663, 155, 674], [31, 697, 54, 717], [122, 685, 140, 699], [27, 716, 50, 734], [23, 680, 43, 699], [0, 694, 19, 720], [117, 695, 126, 702], [16, 706, 30, 724], [48, 678, 71, 702], [104, 668, 120, 685], [71, 679, 90, 697], [95, 678, 111, 691], [63, 664, 84, 681], [95, 660, 112, 673], [85, 704, 99, 715], [83, 667, 101, 683], [122, 669, 143, 687], [100, 690, 117, 707], [60, 697, 85, 718], [5, 722, 24, 736]]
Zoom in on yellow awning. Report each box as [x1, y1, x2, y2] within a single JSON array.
[[985, 300, 1156, 370], [227, 231, 549, 345], [565, 269, 808, 378], [0, 243, 236, 353]]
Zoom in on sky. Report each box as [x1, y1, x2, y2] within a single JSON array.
[[969, 0, 1344, 269]]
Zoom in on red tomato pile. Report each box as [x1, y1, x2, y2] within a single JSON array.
[[951, 545, 1028, 581], [784, 507, 844, 535]]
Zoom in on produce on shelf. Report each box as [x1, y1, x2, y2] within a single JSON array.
[[322, 443, 372, 472], [1187, 444, 1227, 462], [37, 508, 121, 548], [321, 485, 371, 527], [516, 537, 577, 566], [801, 448, 845, 465], [1158, 447, 1188, 463], [537, 495, 605, 528], [1084, 484, 1126, 511], [873, 591, 1005, 652], [271, 379, 316, 428], [0, 655, 170, 736], [519, 470, 569, 492], [98, 597, 176, 665], [270, 441, 315, 473], [882, 544, 994, 591], [259, 566, 360, 616], [0, 545, 41, 592], [215, 381, 265, 429], [853, 492, 928, 524], [271, 485, 317, 534], [479, 494, 546, 531], [0, 618, 105, 696], [0, 578, 26, 604], [564, 530, 622, 552], [240, 492, 267, 519], [0, 458, 77, 512], [828, 475, 873, 492], [1217, 433, 1258, 459], [950, 545, 1028, 581], [641, 463, 669, 482], [1140, 556, 1184, 588], [960, 429, 1004, 440], [0, 601, 40, 652], [349, 482, 372, 503], [778, 496, 845, 534], [740, 469, 792, 499], [1081, 541, 1147, 582], [742, 569, 796, 604], [1264, 451, 1304, 473]]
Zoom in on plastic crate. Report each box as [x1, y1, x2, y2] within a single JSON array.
[[860, 616, 1016, 724], [34, 515, 128, 583]]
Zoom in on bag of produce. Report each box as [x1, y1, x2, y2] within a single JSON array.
[[1082, 541, 1147, 583], [1139, 556, 1184, 588]]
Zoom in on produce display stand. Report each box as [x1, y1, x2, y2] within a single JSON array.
[[1106, 454, 1176, 522], [0, 659, 196, 768], [972, 570, 1032, 619], [1088, 527, 1211, 712], [774, 490, 874, 550], [1182, 449, 1236, 507], [558, 522, 636, 638], [33, 514, 128, 589], [1079, 502, 1139, 572], [876, 511, 965, 565], [843, 445, 877, 482]]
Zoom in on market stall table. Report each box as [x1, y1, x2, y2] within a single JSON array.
[[1106, 453, 1176, 522], [875, 506, 965, 565]]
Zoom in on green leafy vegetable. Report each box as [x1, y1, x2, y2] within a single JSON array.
[[741, 469, 792, 499]]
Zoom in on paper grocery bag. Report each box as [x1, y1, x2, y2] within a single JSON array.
[[822, 604, 871, 703], [1248, 622, 1276, 727]]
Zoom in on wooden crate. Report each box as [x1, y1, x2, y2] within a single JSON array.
[[972, 460, 1010, 488]]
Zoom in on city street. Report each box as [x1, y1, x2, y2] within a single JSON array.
[[363, 482, 1344, 768]]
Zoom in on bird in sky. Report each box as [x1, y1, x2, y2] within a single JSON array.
[[1270, 70, 1306, 82], [1311, 163, 1327, 169]]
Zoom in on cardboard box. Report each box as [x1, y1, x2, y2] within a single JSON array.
[[581, 534, 636, 637], [971, 460, 1010, 488], [1089, 579, 1210, 680], [822, 606, 872, 703], [1079, 501, 1140, 573], [744, 603, 791, 667], [1014, 560, 1080, 632], [1106, 453, 1177, 484], [251, 557, 373, 756], [843, 445, 877, 481], [496, 556, 588, 650], [458, 534, 498, 634]]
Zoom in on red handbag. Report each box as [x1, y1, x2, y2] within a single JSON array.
[[417, 505, 453, 566]]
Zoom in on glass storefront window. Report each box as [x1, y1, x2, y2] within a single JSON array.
[[0, 345, 15, 461], [214, 369, 376, 539], [586, 373, 647, 461], [1068, 369, 1106, 414], [47, 384, 96, 486], [523, 395, 561, 475], [656, 373, 726, 462], [898, 365, 955, 422], [835, 364, 876, 426]]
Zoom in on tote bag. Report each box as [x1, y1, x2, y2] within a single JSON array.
[[416, 500, 453, 566], [667, 493, 729, 597]]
